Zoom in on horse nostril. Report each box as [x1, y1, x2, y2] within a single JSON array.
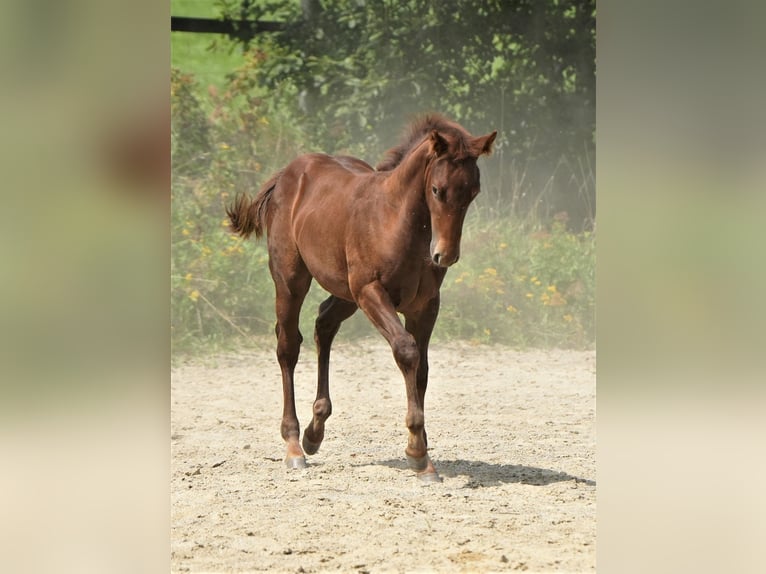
[[432, 253, 441, 265]]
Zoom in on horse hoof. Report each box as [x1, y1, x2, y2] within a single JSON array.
[[302, 435, 321, 455], [406, 454, 429, 472], [285, 456, 307, 470], [417, 471, 443, 484]]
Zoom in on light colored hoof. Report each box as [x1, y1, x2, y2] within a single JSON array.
[[417, 471, 443, 483], [285, 456, 307, 470]]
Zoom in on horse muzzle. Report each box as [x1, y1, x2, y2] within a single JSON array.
[[430, 241, 460, 267]]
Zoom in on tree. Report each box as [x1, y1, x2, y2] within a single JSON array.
[[215, 0, 595, 226]]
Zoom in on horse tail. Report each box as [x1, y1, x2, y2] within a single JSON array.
[[226, 170, 283, 239]]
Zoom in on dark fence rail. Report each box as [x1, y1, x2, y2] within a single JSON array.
[[171, 16, 285, 40]]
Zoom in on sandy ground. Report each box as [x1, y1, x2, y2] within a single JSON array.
[[171, 340, 595, 573]]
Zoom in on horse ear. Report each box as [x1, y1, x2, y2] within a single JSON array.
[[429, 130, 448, 156], [475, 131, 497, 156]]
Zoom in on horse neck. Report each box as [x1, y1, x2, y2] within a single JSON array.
[[384, 140, 432, 216]]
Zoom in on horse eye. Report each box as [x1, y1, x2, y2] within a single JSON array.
[[431, 185, 444, 200]]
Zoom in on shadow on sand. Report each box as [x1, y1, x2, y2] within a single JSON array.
[[375, 458, 595, 488]]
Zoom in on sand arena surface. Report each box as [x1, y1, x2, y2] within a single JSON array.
[[171, 340, 595, 573]]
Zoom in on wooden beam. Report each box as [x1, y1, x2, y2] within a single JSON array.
[[170, 16, 285, 38]]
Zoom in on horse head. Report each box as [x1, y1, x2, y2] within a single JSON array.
[[424, 128, 497, 267]]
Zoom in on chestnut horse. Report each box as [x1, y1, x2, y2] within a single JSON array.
[[227, 114, 496, 481]]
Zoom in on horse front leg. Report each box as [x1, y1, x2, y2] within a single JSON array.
[[404, 294, 440, 453], [302, 295, 357, 456], [355, 282, 441, 482]]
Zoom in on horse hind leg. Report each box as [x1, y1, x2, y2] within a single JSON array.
[[273, 266, 312, 469], [302, 295, 358, 455]]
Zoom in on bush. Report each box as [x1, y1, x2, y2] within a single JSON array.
[[171, 64, 305, 352], [171, 69, 212, 178], [438, 211, 595, 348]]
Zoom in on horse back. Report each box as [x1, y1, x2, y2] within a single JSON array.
[[276, 153, 377, 219]]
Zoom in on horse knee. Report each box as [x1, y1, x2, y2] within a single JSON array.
[[276, 330, 303, 367], [393, 335, 419, 372], [276, 344, 297, 366]]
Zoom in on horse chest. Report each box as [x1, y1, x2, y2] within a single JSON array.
[[382, 265, 443, 311]]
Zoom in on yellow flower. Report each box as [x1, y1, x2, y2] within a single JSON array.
[[219, 142, 230, 150], [483, 328, 491, 336], [530, 276, 538, 283], [499, 243, 508, 250], [525, 292, 533, 299], [563, 314, 574, 322], [184, 273, 192, 282], [506, 305, 517, 313], [189, 290, 200, 302], [484, 267, 497, 276], [181, 229, 190, 236], [221, 218, 230, 227]]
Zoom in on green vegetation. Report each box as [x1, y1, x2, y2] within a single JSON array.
[[171, 1, 595, 352], [171, 0, 250, 98], [438, 213, 594, 348]]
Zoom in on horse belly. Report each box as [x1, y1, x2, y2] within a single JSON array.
[[289, 166, 361, 301], [294, 216, 354, 300], [304, 256, 354, 301]]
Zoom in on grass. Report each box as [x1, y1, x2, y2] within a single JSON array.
[[171, 0, 249, 100]]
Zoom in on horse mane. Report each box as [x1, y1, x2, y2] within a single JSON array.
[[375, 113, 476, 171]]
